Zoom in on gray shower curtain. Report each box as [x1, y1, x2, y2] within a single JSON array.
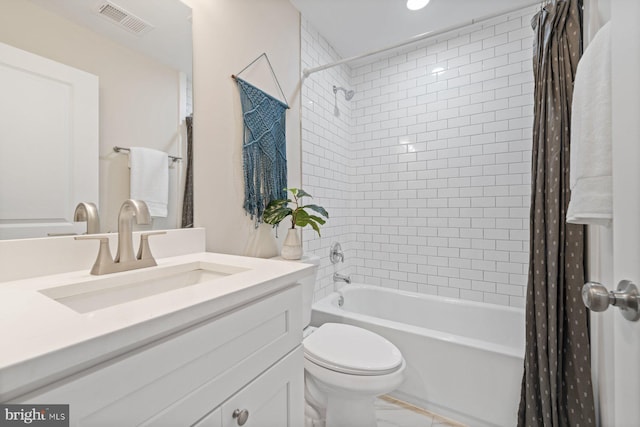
[[518, 1, 596, 426], [181, 115, 194, 228]]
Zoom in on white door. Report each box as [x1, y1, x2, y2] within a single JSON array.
[[608, 0, 640, 425], [0, 42, 98, 239]]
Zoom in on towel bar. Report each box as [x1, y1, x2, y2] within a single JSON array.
[[113, 146, 181, 163]]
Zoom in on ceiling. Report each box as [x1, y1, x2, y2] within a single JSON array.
[[290, 0, 537, 59], [27, 0, 192, 75]]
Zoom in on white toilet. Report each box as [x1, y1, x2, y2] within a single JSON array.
[[291, 255, 406, 427]]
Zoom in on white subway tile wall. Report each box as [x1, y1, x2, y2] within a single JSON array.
[[301, 18, 353, 301], [301, 6, 536, 307]]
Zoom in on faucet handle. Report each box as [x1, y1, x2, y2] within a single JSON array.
[[330, 242, 345, 264], [137, 231, 166, 263], [74, 235, 113, 275]]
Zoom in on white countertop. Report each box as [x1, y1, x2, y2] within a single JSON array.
[[0, 252, 313, 401]]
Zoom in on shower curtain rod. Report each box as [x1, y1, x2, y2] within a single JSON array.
[[302, 1, 539, 78]]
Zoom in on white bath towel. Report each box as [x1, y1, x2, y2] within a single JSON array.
[[129, 147, 169, 218], [566, 22, 612, 227]]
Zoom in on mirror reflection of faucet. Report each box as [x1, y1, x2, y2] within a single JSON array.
[[75, 199, 165, 275], [47, 202, 101, 236], [74, 202, 100, 234]]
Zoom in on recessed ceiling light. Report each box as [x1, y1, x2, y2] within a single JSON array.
[[406, 0, 430, 11]]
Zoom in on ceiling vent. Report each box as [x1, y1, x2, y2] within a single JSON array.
[[96, 2, 154, 36]]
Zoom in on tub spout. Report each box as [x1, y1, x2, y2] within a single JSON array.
[[333, 272, 351, 284]]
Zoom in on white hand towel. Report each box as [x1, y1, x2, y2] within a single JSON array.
[[129, 147, 169, 218], [566, 22, 612, 227]]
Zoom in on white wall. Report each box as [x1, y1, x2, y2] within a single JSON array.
[[301, 6, 536, 307], [0, 0, 185, 233], [188, 0, 301, 256], [2, 0, 303, 256]]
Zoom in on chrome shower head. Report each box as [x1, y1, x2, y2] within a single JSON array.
[[333, 85, 355, 100], [333, 85, 355, 117]]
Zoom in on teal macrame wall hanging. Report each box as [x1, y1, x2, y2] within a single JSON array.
[[232, 54, 289, 226]]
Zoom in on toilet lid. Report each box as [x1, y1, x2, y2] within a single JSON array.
[[303, 323, 403, 376]]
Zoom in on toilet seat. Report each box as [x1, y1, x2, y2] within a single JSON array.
[[303, 323, 403, 376]]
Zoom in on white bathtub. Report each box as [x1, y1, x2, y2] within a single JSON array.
[[310, 284, 525, 427]]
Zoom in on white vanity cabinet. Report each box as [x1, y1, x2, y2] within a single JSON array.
[[193, 407, 222, 427], [194, 348, 303, 427], [12, 285, 304, 426]]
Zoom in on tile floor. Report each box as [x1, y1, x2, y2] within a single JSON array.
[[375, 396, 466, 427]]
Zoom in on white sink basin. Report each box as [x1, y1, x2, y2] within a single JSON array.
[[39, 261, 249, 313]]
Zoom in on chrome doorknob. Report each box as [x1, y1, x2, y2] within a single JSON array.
[[582, 282, 612, 312], [582, 280, 640, 321]]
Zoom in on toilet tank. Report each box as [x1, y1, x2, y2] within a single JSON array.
[[272, 254, 320, 328]]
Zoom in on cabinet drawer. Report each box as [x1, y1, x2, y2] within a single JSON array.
[[190, 347, 303, 427], [220, 347, 303, 427], [15, 285, 302, 426], [193, 407, 221, 427]]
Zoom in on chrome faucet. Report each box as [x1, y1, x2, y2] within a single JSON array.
[[115, 199, 151, 263], [333, 273, 351, 284], [75, 199, 164, 275], [74, 202, 100, 234]]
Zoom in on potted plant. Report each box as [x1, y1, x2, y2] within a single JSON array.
[[263, 188, 329, 260]]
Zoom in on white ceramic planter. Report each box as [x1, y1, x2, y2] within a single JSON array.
[[281, 228, 302, 260]]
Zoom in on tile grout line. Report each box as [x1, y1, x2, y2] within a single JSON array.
[[379, 395, 468, 427]]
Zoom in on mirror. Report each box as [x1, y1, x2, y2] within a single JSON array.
[[0, 0, 193, 239]]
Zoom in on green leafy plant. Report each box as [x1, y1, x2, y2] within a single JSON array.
[[263, 188, 329, 236]]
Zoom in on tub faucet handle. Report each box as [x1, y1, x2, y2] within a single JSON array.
[[330, 242, 344, 264]]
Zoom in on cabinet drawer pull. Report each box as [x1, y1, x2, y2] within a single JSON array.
[[232, 409, 249, 425]]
